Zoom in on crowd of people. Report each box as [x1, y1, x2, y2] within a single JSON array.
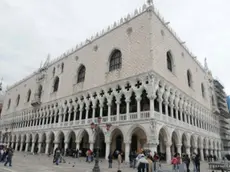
[[106, 149, 203, 172]]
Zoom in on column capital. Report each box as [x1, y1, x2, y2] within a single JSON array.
[[124, 140, 131, 144], [176, 144, 182, 147], [165, 141, 172, 147]]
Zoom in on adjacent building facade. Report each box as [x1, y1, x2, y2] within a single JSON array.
[[0, 4, 223, 163], [212, 79, 230, 154]]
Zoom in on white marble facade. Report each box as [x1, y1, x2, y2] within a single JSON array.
[[0, 4, 222, 163]]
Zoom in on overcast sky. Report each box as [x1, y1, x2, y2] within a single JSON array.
[[0, 0, 229, 94]]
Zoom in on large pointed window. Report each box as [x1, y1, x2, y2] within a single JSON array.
[[109, 49, 122, 71], [7, 99, 11, 109], [16, 94, 20, 106], [187, 70, 193, 88], [201, 83, 205, 98], [38, 85, 43, 99], [53, 76, 60, 92], [77, 65, 86, 83], [166, 51, 173, 72], [27, 89, 31, 102]]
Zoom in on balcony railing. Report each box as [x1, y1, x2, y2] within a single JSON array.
[[9, 110, 218, 139]]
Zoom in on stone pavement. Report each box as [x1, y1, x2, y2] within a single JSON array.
[[0, 152, 209, 172]]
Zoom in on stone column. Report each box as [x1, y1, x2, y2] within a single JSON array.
[[136, 96, 141, 119], [64, 142, 68, 155], [149, 142, 158, 154], [99, 105, 103, 117], [45, 141, 49, 154], [218, 149, 222, 159], [105, 142, 111, 160], [175, 108, 179, 120], [92, 107, 96, 120], [166, 142, 172, 164], [116, 101, 120, 121], [215, 149, 218, 158], [125, 99, 130, 120], [20, 142, 23, 151], [90, 142, 94, 151], [54, 142, 59, 154], [200, 147, 204, 161], [85, 107, 89, 124], [205, 149, 209, 157], [25, 142, 29, 152], [76, 142, 80, 150], [159, 99, 163, 117], [186, 146, 191, 156], [165, 102, 169, 116], [15, 142, 18, 151], [177, 144, 182, 155], [107, 104, 111, 122], [31, 142, 35, 153], [149, 97, 155, 118], [125, 142, 130, 163], [38, 142, 42, 153], [79, 110, 83, 124]]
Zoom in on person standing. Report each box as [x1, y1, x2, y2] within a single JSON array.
[[117, 152, 122, 171], [4, 148, 13, 167]]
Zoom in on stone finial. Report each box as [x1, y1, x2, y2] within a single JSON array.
[[204, 57, 208, 70], [142, 4, 147, 11], [127, 14, 131, 20], [96, 32, 99, 38], [120, 18, 124, 24], [107, 26, 110, 31], [113, 22, 117, 27]]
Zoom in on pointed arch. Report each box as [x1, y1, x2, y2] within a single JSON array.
[[158, 126, 170, 142], [187, 69, 193, 87], [77, 65, 86, 83], [76, 129, 90, 142], [201, 83, 205, 98], [7, 99, 11, 109], [66, 130, 77, 143], [53, 76, 60, 92], [27, 89, 31, 102], [38, 85, 43, 99], [125, 124, 148, 143], [171, 129, 181, 145], [166, 50, 174, 72], [109, 49, 122, 71], [16, 94, 20, 106]]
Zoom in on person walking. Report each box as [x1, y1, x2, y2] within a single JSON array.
[[194, 154, 200, 172], [4, 148, 13, 167], [108, 152, 113, 168], [171, 154, 178, 172], [153, 152, 160, 172]]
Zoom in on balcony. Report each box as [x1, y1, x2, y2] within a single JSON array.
[[31, 95, 41, 107]]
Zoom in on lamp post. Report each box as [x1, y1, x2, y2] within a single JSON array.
[[2, 128, 11, 146], [90, 117, 112, 172]]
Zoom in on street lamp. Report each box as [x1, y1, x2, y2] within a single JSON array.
[[3, 128, 11, 146], [90, 117, 112, 172]]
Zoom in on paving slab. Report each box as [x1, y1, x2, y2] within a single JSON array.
[[0, 152, 209, 172]]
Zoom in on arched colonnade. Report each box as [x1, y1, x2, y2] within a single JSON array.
[[5, 124, 221, 163]]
